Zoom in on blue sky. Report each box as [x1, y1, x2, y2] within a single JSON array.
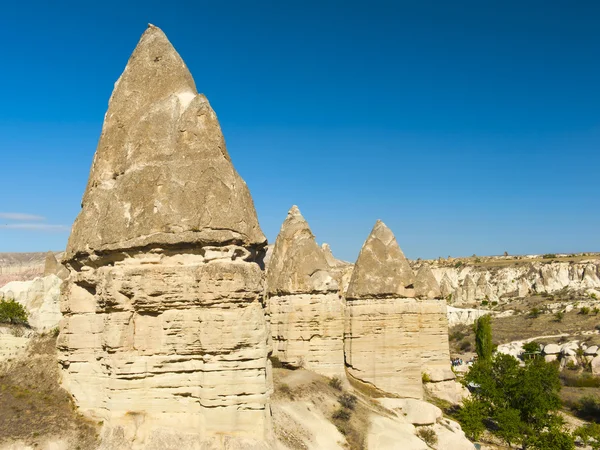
[[0, 1, 599, 261]]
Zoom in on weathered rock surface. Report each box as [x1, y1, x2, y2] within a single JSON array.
[[431, 259, 600, 304], [59, 25, 271, 448], [414, 264, 441, 299], [0, 275, 62, 331], [43, 251, 69, 280], [345, 220, 415, 300], [0, 252, 49, 287], [345, 221, 453, 399], [65, 25, 265, 262], [267, 207, 344, 376]]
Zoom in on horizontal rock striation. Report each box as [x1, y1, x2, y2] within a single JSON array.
[[266, 206, 344, 377], [59, 25, 271, 448], [344, 221, 454, 399]]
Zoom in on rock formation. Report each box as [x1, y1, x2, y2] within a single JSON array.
[[414, 264, 441, 299], [0, 275, 62, 331], [431, 258, 600, 304], [344, 221, 453, 399], [44, 251, 69, 279], [414, 265, 454, 382], [58, 25, 271, 448], [266, 206, 344, 376]]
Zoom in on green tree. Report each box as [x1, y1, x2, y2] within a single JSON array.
[[474, 314, 493, 361], [456, 397, 486, 441], [0, 299, 28, 324], [459, 317, 571, 448]]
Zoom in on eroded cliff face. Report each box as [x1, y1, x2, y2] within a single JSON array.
[[431, 260, 600, 305], [266, 206, 344, 377], [344, 221, 453, 400], [59, 25, 271, 449]]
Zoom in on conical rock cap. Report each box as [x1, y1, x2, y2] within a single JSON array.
[[414, 264, 442, 299], [346, 220, 415, 299], [266, 206, 337, 294], [66, 25, 265, 261]]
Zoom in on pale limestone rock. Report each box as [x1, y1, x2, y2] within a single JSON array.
[[367, 416, 428, 450], [462, 275, 476, 303], [592, 355, 600, 375], [446, 306, 487, 327], [424, 380, 469, 406], [518, 278, 531, 297], [439, 274, 453, 300], [0, 275, 62, 331], [65, 25, 265, 262], [585, 345, 599, 355], [345, 222, 422, 398], [267, 207, 337, 295], [345, 220, 415, 300], [379, 398, 442, 425], [414, 265, 441, 299], [345, 221, 453, 397], [59, 25, 272, 448], [267, 207, 344, 377], [419, 299, 454, 382], [432, 418, 474, 450]]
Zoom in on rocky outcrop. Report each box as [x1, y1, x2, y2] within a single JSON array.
[[344, 221, 453, 399], [431, 259, 600, 304], [0, 275, 62, 331], [58, 25, 271, 448], [0, 252, 48, 287], [266, 206, 344, 376], [44, 251, 69, 280], [321, 243, 354, 295], [414, 265, 441, 300]]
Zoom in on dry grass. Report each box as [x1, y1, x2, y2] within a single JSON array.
[[272, 367, 386, 450], [0, 333, 99, 448]]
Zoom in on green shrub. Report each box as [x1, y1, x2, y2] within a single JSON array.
[[574, 396, 600, 421], [528, 307, 541, 319], [51, 326, 60, 338], [492, 301, 498, 306], [554, 311, 564, 322], [593, 307, 600, 315], [481, 300, 489, 306], [332, 407, 351, 421], [422, 372, 431, 383], [0, 299, 28, 324], [522, 341, 541, 355], [416, 427, 438, 446], [543, 254, 557, 259], [338, 393, 357, 410], [580, 307, 591, 315], [454, 261, 463, 268], [329, 376, 343, 391]]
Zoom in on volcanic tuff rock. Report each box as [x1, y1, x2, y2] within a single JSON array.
[[431, 259, 600, 305], [65, 25, 265, 263], [345, 220, 415, 299], [266, 206, 344, 376], [414, 264, 441, 299], [344, 221, 453, 399], [58, 25, 271, 448], [0, 275, 62, 331]]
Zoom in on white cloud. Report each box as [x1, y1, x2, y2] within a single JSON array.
[[0, 212, 46, 221], [0, 223, 69, 232]]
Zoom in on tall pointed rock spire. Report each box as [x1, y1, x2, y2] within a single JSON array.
[[414, 264, 442, 299], [346, 220, 415, 299], [66, 24, 265, 261], [267, 206, 336, 294]]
